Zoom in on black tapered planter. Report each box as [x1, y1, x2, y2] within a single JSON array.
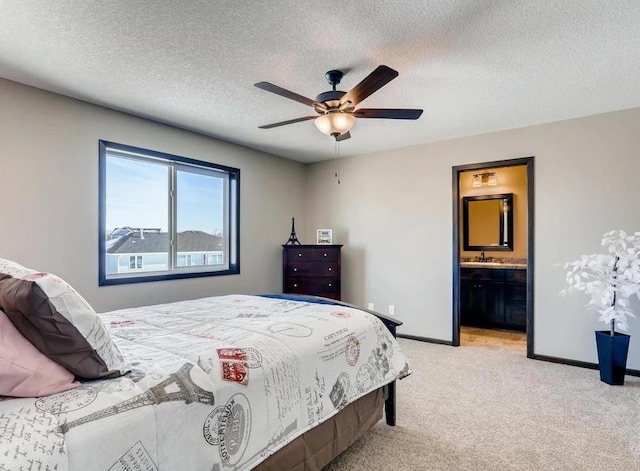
[[595, 331, 630, 385]]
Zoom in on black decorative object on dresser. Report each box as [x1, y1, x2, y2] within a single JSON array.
[[284, 217, 301, 245], [460, 267, 527, 331], [282, 245, 342, 300]]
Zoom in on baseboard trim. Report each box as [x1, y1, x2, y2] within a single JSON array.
[[533, 354, 640, 377], [397, 333, 453, 346], [397, 337, 640, 376]]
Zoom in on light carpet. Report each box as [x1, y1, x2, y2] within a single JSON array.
[[325, 338, 640, 471]]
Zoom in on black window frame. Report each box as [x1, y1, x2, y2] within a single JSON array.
[[98, 140, 240, 286]]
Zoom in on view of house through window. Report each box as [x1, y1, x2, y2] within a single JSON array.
[[99, 141, 240, 285]]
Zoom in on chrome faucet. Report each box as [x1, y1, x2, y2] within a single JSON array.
[[478, 249, 490, 262]]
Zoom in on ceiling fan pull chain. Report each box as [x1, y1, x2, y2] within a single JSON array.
[[334, 139, 341, 185]]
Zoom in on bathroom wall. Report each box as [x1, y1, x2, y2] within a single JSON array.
[[460, 165, 528, 260]]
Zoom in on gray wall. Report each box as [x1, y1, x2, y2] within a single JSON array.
[[0, 78, 306, 312], [3, 76, 639, 370], [305, 108, 640, 370]]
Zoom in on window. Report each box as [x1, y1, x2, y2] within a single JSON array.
[[99, 141, 240, 285], [129, 255, 143, 270]]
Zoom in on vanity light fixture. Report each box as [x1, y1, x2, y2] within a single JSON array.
[[472, 172, 498, 188]]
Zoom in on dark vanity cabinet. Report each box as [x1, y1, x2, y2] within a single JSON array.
[[460, 267, 527, 331], [503, 281, 527, 327], [282, 245, 342, 300]]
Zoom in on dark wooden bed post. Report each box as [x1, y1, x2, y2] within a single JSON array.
[[385, 382, 396, 426], [384, 323, 397, 426]]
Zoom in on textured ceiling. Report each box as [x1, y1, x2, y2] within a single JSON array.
[[1, 1, 640, 163]]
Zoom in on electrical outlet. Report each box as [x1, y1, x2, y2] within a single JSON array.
[[367, 303, 374, 310], [388, 305, 395, 316]]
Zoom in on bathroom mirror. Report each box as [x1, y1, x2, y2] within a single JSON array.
[[462, 193, 513, 251]]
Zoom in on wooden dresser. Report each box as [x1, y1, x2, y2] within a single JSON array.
[[282, 245, 342, 300]]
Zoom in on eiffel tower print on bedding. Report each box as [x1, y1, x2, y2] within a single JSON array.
[[0, 294, 410, 471]]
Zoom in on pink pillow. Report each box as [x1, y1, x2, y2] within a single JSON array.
[[0, 310, 80, 397]]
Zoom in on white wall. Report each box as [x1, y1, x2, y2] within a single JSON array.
[[305, 108, 640, 370], [0, 78, 306, 312]]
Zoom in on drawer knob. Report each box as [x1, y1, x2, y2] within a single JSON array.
[[293, 283, 298, 288], [298, 253, 302, 257], [323, 253, 328, 257], [294, 268, 297, 272], [328, 267, 332, 271], [328, 283, 332, 287]]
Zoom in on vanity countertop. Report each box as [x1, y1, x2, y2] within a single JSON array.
[[460, 261, 527, 270]]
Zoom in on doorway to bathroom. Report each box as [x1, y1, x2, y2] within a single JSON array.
[[452, 157, 534, 357]]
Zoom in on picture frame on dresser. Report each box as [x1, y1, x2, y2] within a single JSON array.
[[316, 229, 333, 244]]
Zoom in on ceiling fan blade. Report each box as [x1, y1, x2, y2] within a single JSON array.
[[335, 131, 351, 142], [254, 82, 317, 107], [258, 116, 317, 129], [352, 108, 423, 120], [339, 65, 399, 108]]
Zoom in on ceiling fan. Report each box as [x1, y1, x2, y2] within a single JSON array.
[[254, 65, 423, 141]]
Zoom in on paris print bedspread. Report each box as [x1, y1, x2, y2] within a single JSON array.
[[0, 294, 410, 471]]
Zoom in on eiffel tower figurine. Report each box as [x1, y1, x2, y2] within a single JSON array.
[[285, 217, 301, 245], [60, 363, 215, 434]]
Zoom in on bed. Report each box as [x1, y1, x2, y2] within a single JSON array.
[[0, 279, 409, 471]]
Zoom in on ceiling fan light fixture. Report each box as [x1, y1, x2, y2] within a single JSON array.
[[315, 112, 355, 137], [255, 65, 422, 139]]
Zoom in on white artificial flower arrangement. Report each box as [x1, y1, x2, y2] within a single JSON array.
[[561, 230, 640, 335]]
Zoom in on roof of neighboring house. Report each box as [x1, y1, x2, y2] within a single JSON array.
[[106, 230, 224, 254]]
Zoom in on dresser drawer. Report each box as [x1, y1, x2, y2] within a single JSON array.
[[286, 248, 315, 261], [313, 248, 339, 261], [285, 278, 339, 293], [287, 261, 339, 277]]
